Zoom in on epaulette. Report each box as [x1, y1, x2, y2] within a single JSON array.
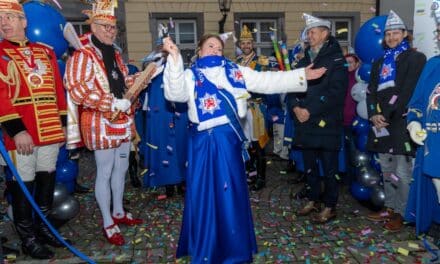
[[36, 42, 54, 50], [257, 55, 269, 66]]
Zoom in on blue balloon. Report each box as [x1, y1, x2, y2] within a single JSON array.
[[355, 133, 369, 152], [56, 145, 68, 166], [358, 63, 372, 83], [351, 116, 370, 135], [351, 181, 372, 201], [355, 15, 387, 64], [127, 64, 139, 75], [23, 1, 68, 58], [56, 159, 78, 186]]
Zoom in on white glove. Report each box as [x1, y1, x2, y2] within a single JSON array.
[[112, 98, 131, 112], [407, 121, 427, 145]]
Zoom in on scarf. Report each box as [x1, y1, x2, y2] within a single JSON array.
[[194, 55, 246, 89], [92, 35, 125, 98], [378, 39, 409, 91]]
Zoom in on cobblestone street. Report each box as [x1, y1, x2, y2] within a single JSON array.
[[1, 150, 438, 263]]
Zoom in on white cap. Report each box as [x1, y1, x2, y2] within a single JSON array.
[[303, 13, 331, 32], [384, 10, 406, 31]]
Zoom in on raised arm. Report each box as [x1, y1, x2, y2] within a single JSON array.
[[162, 37, 190, 102]]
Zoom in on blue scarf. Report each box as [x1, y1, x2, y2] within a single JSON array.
[[378, 40, 409, 91], [194, 55, 246, 89], [192, 56, 250, 161]]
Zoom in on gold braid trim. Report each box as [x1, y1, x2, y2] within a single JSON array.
[[0, 61, 21, 103]]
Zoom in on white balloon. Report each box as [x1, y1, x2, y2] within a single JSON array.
[[356, 100, 369, 119], [351, 82, 368, 102]]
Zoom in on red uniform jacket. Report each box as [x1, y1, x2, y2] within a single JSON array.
[[0, 39, 67, 150]]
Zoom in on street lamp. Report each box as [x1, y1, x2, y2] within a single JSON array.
[[218, 0, 232, 33]]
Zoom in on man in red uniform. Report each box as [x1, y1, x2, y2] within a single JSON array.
[[0, 0, 67, 259]]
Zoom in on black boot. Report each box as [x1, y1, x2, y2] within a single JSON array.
[[247, 143, 258, 188], [34, 172, 65, 248], [9, 181, 54, 259], [128, 151, 141, 188], [177, 182, 186, 196], [165, 185, 175, 198], [251, 145, 266, 191]]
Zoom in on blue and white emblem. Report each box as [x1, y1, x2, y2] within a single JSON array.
[[198, 93, 221, 114], [380, 63, 394, 80], [228, 68, 245, 85]]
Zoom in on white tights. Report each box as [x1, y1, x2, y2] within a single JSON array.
[[94, 142, 130, 228]]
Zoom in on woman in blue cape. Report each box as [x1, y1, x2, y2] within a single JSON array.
[[162, 34, 325, 263]]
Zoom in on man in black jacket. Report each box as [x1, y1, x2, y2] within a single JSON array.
[[287, 13, 348, 223]]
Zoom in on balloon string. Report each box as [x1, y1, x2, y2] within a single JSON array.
[[0, 140, 95, 264]]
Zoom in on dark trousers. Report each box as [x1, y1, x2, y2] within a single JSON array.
[[343, 125, 356, 186], [303, 149, 339, 208]]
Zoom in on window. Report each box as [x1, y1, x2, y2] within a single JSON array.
[[70, 21, 90, 35], [234, 13, 284, 57], [157, 19, 197, 46], [329, 18, 351, 51], [313, 12, 360, 55], [240, 19, 277, 56], [151, 13, 203, 66]]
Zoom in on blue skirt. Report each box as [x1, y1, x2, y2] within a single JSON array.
[[177, 124, 257, 263]]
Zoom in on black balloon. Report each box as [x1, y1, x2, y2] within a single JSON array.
[[50, 196, 80, 220], [357, 165, 381, 187], [53, 183, 69, 206], [370, 186, 386, 208]]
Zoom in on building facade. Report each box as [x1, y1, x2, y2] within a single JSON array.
[[59, 1, 387, 67], [124, 0, 378, 67]]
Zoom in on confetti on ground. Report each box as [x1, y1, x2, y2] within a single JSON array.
[[0, 152, 437, 263]]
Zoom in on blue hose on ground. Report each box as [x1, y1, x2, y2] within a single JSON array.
[[0, 140, 95, 264]]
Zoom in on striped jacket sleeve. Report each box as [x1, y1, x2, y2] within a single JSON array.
[[64, 49, 113, 112]]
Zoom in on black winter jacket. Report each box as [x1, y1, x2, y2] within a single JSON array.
[[366, 49, 426, 155], [286, 36, 348, 151]]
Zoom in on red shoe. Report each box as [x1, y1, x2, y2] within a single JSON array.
[[103, 224, 125, 246], [112, 212, 143, 226]]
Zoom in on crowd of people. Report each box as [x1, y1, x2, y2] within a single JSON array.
[[0, 0, 439, 262]]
